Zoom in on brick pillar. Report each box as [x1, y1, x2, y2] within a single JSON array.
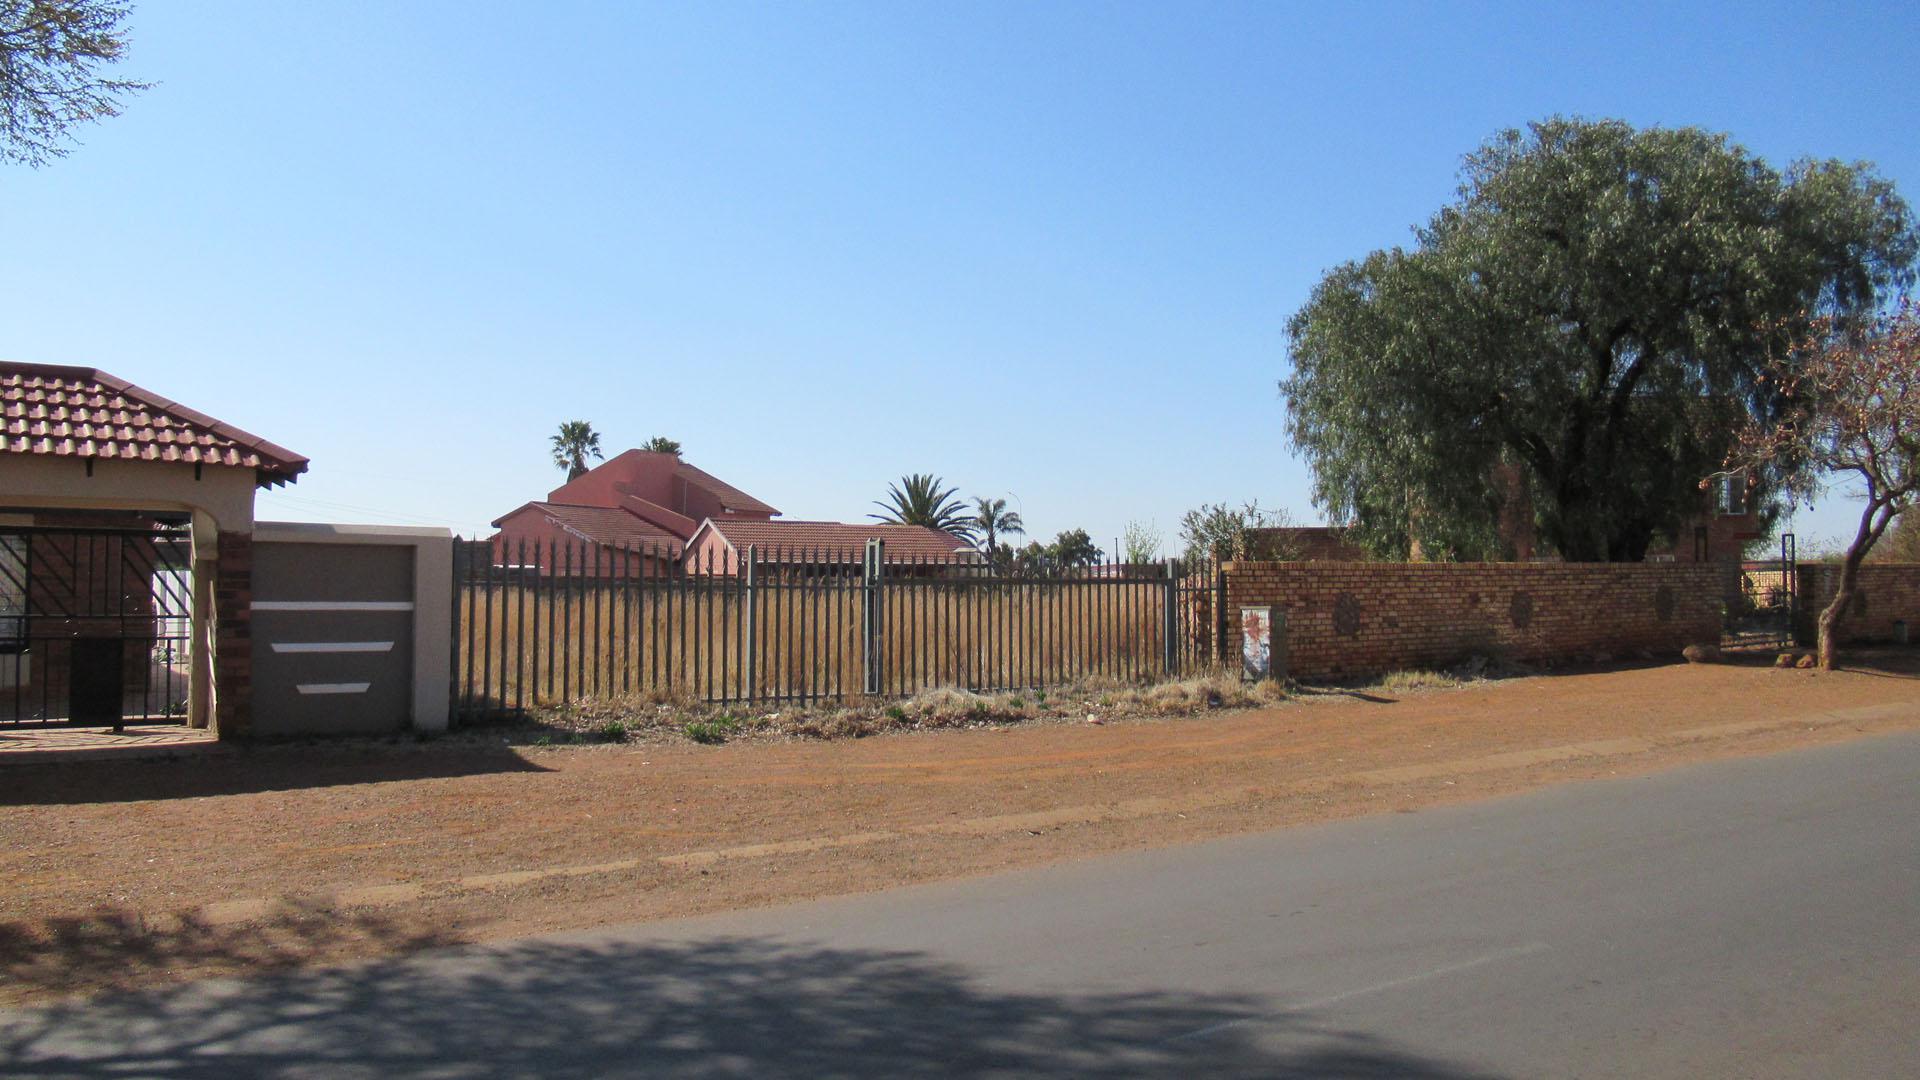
[[213, 531, 253, 739]]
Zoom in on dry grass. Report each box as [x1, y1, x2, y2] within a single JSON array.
[[1370, 669, 1469, 693], [502, 668, 1286, 746]]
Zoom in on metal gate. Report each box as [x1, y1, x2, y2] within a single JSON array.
[[0, 526, 194, 727], [1723, 533, 1796, 649]]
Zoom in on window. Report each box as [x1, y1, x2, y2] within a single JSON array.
[[0, 535, 24, 653], [1716, 472, 1748, 516]]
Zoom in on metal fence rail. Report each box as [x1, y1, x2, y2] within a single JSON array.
[[451, 538, 1224, 721]]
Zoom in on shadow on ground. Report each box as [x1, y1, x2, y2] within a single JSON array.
[[0, 935, 1501, 1079], [0, 741, 551, 806], [0, 901, 463, 1008]]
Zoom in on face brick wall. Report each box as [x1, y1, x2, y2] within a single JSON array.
[[214, 531, 252, 738], [1795, 564, 1920, 645], [1222, 561, 1725, 680]]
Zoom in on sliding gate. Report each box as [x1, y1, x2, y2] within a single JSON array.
[[0, 526, 194, 727]]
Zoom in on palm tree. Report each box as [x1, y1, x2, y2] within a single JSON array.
[[550, 421, 604, 480], [870, 474, 977, 542], [642, 436, 682, 455], [970, 496, 1024, 554]]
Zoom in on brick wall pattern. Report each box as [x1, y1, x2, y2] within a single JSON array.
[[1221, 561, 1726, 680], [214, 531, 252, 738], [1795, 563, 1920, 645]]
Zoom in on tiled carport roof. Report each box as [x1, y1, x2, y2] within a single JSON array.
[[2, 362, 309, 487]]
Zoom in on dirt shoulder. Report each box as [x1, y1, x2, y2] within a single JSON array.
[[4, 652, 1919, 1006]]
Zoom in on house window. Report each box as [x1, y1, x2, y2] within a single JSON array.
[[0, 536, 24, 653], [1716, 473, 1748, 516]]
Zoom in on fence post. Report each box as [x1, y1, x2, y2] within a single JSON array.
[[1213, 563, 1229, 666], [863, 539, 885, 696], [1162, 558, 1178, 676], [744, 545, 758, 701]]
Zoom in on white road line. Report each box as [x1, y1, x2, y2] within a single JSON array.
[[271, 641, 395, 654], [1167, 942, 1552, 1044], [253, 601, 414, 612], [295, 682, 372, 695]]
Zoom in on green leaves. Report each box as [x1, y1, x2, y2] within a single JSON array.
[[870, 474, 977, 542], [1283, 117, 1917, 561]]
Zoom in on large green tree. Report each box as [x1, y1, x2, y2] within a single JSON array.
[[1283, 118, 1917, 562], [1, 1, 149, 166]]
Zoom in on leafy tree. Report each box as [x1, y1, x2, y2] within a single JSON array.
[[1121, 519, 1162, 564], [870, 474, 976, 542], [969, 496, 1024, 555], [1729, 301, 1919, 668], [1047, 528, 1102, 567], [1179, 500, 1287, 562], [641, 436, 682, 455], [1284, 118, 1917, 562], [550, 420, 604, 480], [1, 0, 149, 166]]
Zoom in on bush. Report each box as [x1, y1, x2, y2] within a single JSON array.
[[683, 714, 744, 745]]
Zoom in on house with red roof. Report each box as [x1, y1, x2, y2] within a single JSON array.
[[681, 519, 979, 576], [489, 449, 781, 574], [489, 450, 979, 576]]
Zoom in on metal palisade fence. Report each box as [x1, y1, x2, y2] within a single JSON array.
[[451, 537, 1226, 721]]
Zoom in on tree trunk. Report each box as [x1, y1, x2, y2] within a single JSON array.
[[1819, 499, 1899, 670]]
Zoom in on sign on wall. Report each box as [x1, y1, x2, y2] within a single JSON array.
[[1241, 605, 1284, 682]]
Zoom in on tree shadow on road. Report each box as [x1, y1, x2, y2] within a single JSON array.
[[0, 934, 1504, 1078], [0, 900, 463, 1007]]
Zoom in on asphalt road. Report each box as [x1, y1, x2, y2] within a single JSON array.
[[5, 729, 1918, 1078]]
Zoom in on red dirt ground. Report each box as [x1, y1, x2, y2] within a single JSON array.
[[3, 652, 1918, 1005]]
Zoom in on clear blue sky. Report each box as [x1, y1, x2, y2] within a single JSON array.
[[5, 1, 1915, 555]]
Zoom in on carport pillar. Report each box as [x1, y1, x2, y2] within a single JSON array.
[[211, 531, 254, 739], [188, 514, 217, 730], [188, 511, 254, 739]]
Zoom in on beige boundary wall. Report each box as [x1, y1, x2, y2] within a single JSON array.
[[251, 522, 451, 735], [1222, 560, 1726, 681]]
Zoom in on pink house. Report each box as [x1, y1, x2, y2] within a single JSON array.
[[490, 450, 779, 574]]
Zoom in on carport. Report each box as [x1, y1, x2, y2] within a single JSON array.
[[2, 362, 306, 738]]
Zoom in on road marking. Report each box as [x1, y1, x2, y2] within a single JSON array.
[[1167, 942, 1552, 1044], [272, 641, 395, 654]]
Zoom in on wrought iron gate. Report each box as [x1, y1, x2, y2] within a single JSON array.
[[0, 526, 194, 727], [1723, 533, 1796, 649]]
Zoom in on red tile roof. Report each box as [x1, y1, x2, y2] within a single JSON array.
[[498, 502, 685, 556], [2, 362, 308, 487], [674, 459, 779, 516], [700, 520, 976, 562]]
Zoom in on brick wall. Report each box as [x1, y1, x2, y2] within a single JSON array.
[[214, 531, 252, 738], [1222, 561, 1725, 680], [1795, 563, 1920, 645]]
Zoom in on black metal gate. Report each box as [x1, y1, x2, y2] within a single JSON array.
[[0, 526, 195, 727], [1723, 533, 1796, 649]]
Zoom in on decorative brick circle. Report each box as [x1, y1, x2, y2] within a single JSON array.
[[1332, 593, 1362, 636], [1509, 590, 1534, 630], [1654, 584, 1676, 623]]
